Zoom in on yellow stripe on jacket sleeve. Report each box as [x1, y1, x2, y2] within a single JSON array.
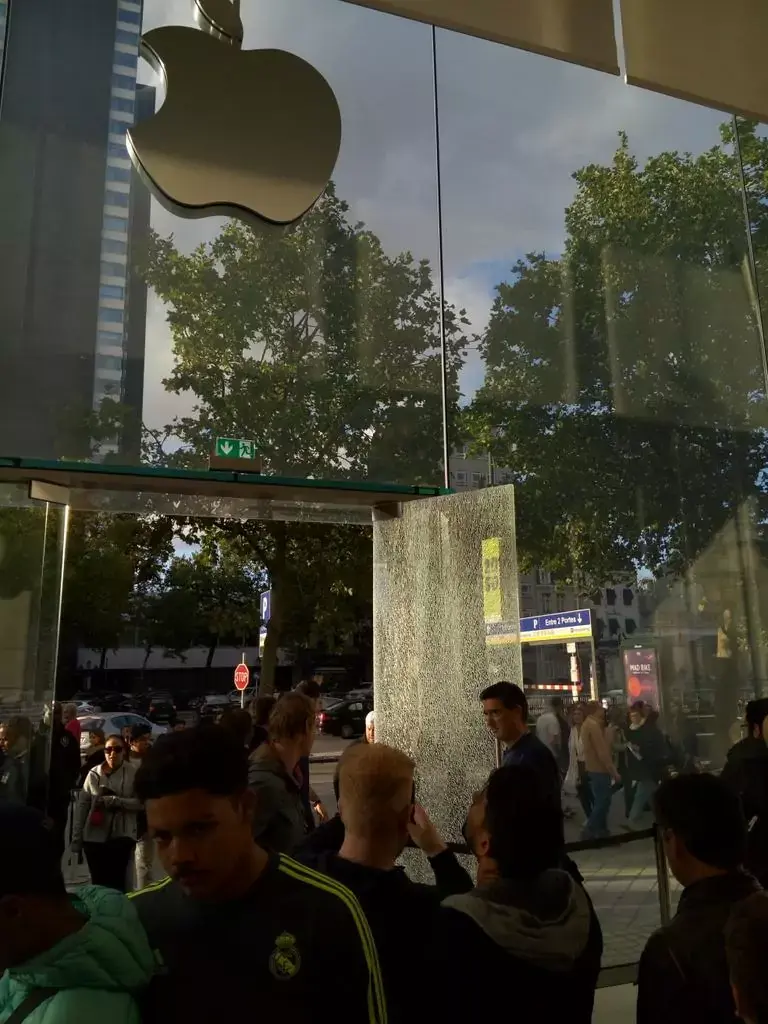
[[278, 856, 387, 1024], [127, 876, 173, 899]]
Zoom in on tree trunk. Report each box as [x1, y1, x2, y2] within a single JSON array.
[[206, 636, 218, 680], [99, 647, 108, 670], [260, 524, 287, 695]]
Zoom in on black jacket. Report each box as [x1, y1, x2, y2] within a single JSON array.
[[425, 869, 602, 1024], [637, 870, 762, 1024], [248, 744, 308, 853], [626, 720, 669, 783], [721, 737, 768, 884], [502, 731, 562, 805], [129, 853, 387, 1024], [300, 849, 473, 1022], [296, 813, 345, 858]]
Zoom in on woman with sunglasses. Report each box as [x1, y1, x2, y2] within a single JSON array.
[[71, 734, 142, 892]]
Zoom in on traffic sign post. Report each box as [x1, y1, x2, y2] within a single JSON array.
[[209, 437, 263, 472], [234, 654, 250, 708]]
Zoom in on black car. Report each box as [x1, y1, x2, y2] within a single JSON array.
[[143, 692, 177, 725], [316, 697, 371, 739]]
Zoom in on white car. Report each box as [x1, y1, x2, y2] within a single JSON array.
[[77, 712, 168, 753]]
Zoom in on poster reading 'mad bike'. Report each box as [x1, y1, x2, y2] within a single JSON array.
[[623, 647, 660, 708]]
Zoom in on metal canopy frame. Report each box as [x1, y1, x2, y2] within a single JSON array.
[[0, 458, 450, 521]]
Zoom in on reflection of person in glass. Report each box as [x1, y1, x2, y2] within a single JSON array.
[[0, 718, 28, 804], [717, 608, 734, 660], [715, 608, 739, 766]]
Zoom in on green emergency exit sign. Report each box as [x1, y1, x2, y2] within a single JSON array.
[[215, 437, 256, 460], [209, 437, 262, 472]]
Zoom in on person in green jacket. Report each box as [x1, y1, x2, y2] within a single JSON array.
[[0, 805, 155, 1024]]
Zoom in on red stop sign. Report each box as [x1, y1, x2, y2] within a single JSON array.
[[234, 662, 250, 691]]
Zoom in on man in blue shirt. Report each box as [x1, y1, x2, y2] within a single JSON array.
[[480, 681, 562, 807]]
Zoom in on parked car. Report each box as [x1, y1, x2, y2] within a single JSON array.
[[197, 694, 232, 722], [77, 713, 168, 754], [228, 688, 256, 705], [347, 684, 373, 700], [145, 693, 177, 725], [71, 692, 133, 713], [315, 697, 372, 739]]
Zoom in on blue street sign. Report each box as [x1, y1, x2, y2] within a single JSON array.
[[519, 608, 592, 644], [260, 590, 271, 624]]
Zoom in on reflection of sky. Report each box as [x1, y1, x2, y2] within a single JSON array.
[[138, 0, 735, 426]]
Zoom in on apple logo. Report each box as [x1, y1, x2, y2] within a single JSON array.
[[127, 0, 342, 229]]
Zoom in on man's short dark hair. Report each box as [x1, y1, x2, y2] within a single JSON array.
[[746, 699, 768, 731], [295, 680, 321, 700], [0, 806, 66, 899], [130, 723, 152, 743], [268, 692, 315, 741], [480, 681, 528, 719], [134, 725, 248, 802], [654, 773, 746, 870], [218, 709, 254, 748], [726, 892, 768, 1023], [484, 763, 563, 876], [551, 696, 564, 711]]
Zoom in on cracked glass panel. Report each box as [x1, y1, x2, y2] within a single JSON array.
[[373, 484, 521, 878]]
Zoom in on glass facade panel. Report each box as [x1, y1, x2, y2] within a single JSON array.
[[0, 0, 446, 487], [375, 485, 521, 881], [0, 1, 767, 778], [0, 486, 68, 809], [436, 32, 768, 764]]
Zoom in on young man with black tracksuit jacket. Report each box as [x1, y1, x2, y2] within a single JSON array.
[[129, 726, 387, 1024], [298, 742, 472, 1022]]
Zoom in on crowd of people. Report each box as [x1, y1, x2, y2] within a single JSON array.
[[528, 693, 697, 839], [1, 681, 768, 1022]]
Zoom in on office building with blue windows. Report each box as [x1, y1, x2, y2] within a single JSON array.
[[0, 0, 151, 459]]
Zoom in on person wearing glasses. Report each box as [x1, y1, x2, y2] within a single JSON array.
[[71, 734, 141, 892]]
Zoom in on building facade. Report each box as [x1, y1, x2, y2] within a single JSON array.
[[0, 0, 150, 460]]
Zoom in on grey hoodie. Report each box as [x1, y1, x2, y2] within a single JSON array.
[[442, 868, 591, 971], [248, 743, 307, 854]]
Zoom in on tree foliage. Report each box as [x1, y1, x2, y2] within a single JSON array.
[[145, 539, 264, 669], [138, 185, 468, 688], [467, 121, 768, 591], [61, 513, 174, 667]]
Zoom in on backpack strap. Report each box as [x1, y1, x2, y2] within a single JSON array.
[[4, 988, 59, 1024]]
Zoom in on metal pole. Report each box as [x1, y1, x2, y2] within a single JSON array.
[[589, 635, 598, 702], [241, 651, 246, 709], [653, 825, 672, 926], [431, 25, 451, 491]]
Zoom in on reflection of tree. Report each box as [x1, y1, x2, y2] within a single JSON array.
[[127, 185, 468, 690], [142, 183, 467, 482], [467, 122, 768, 594]]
